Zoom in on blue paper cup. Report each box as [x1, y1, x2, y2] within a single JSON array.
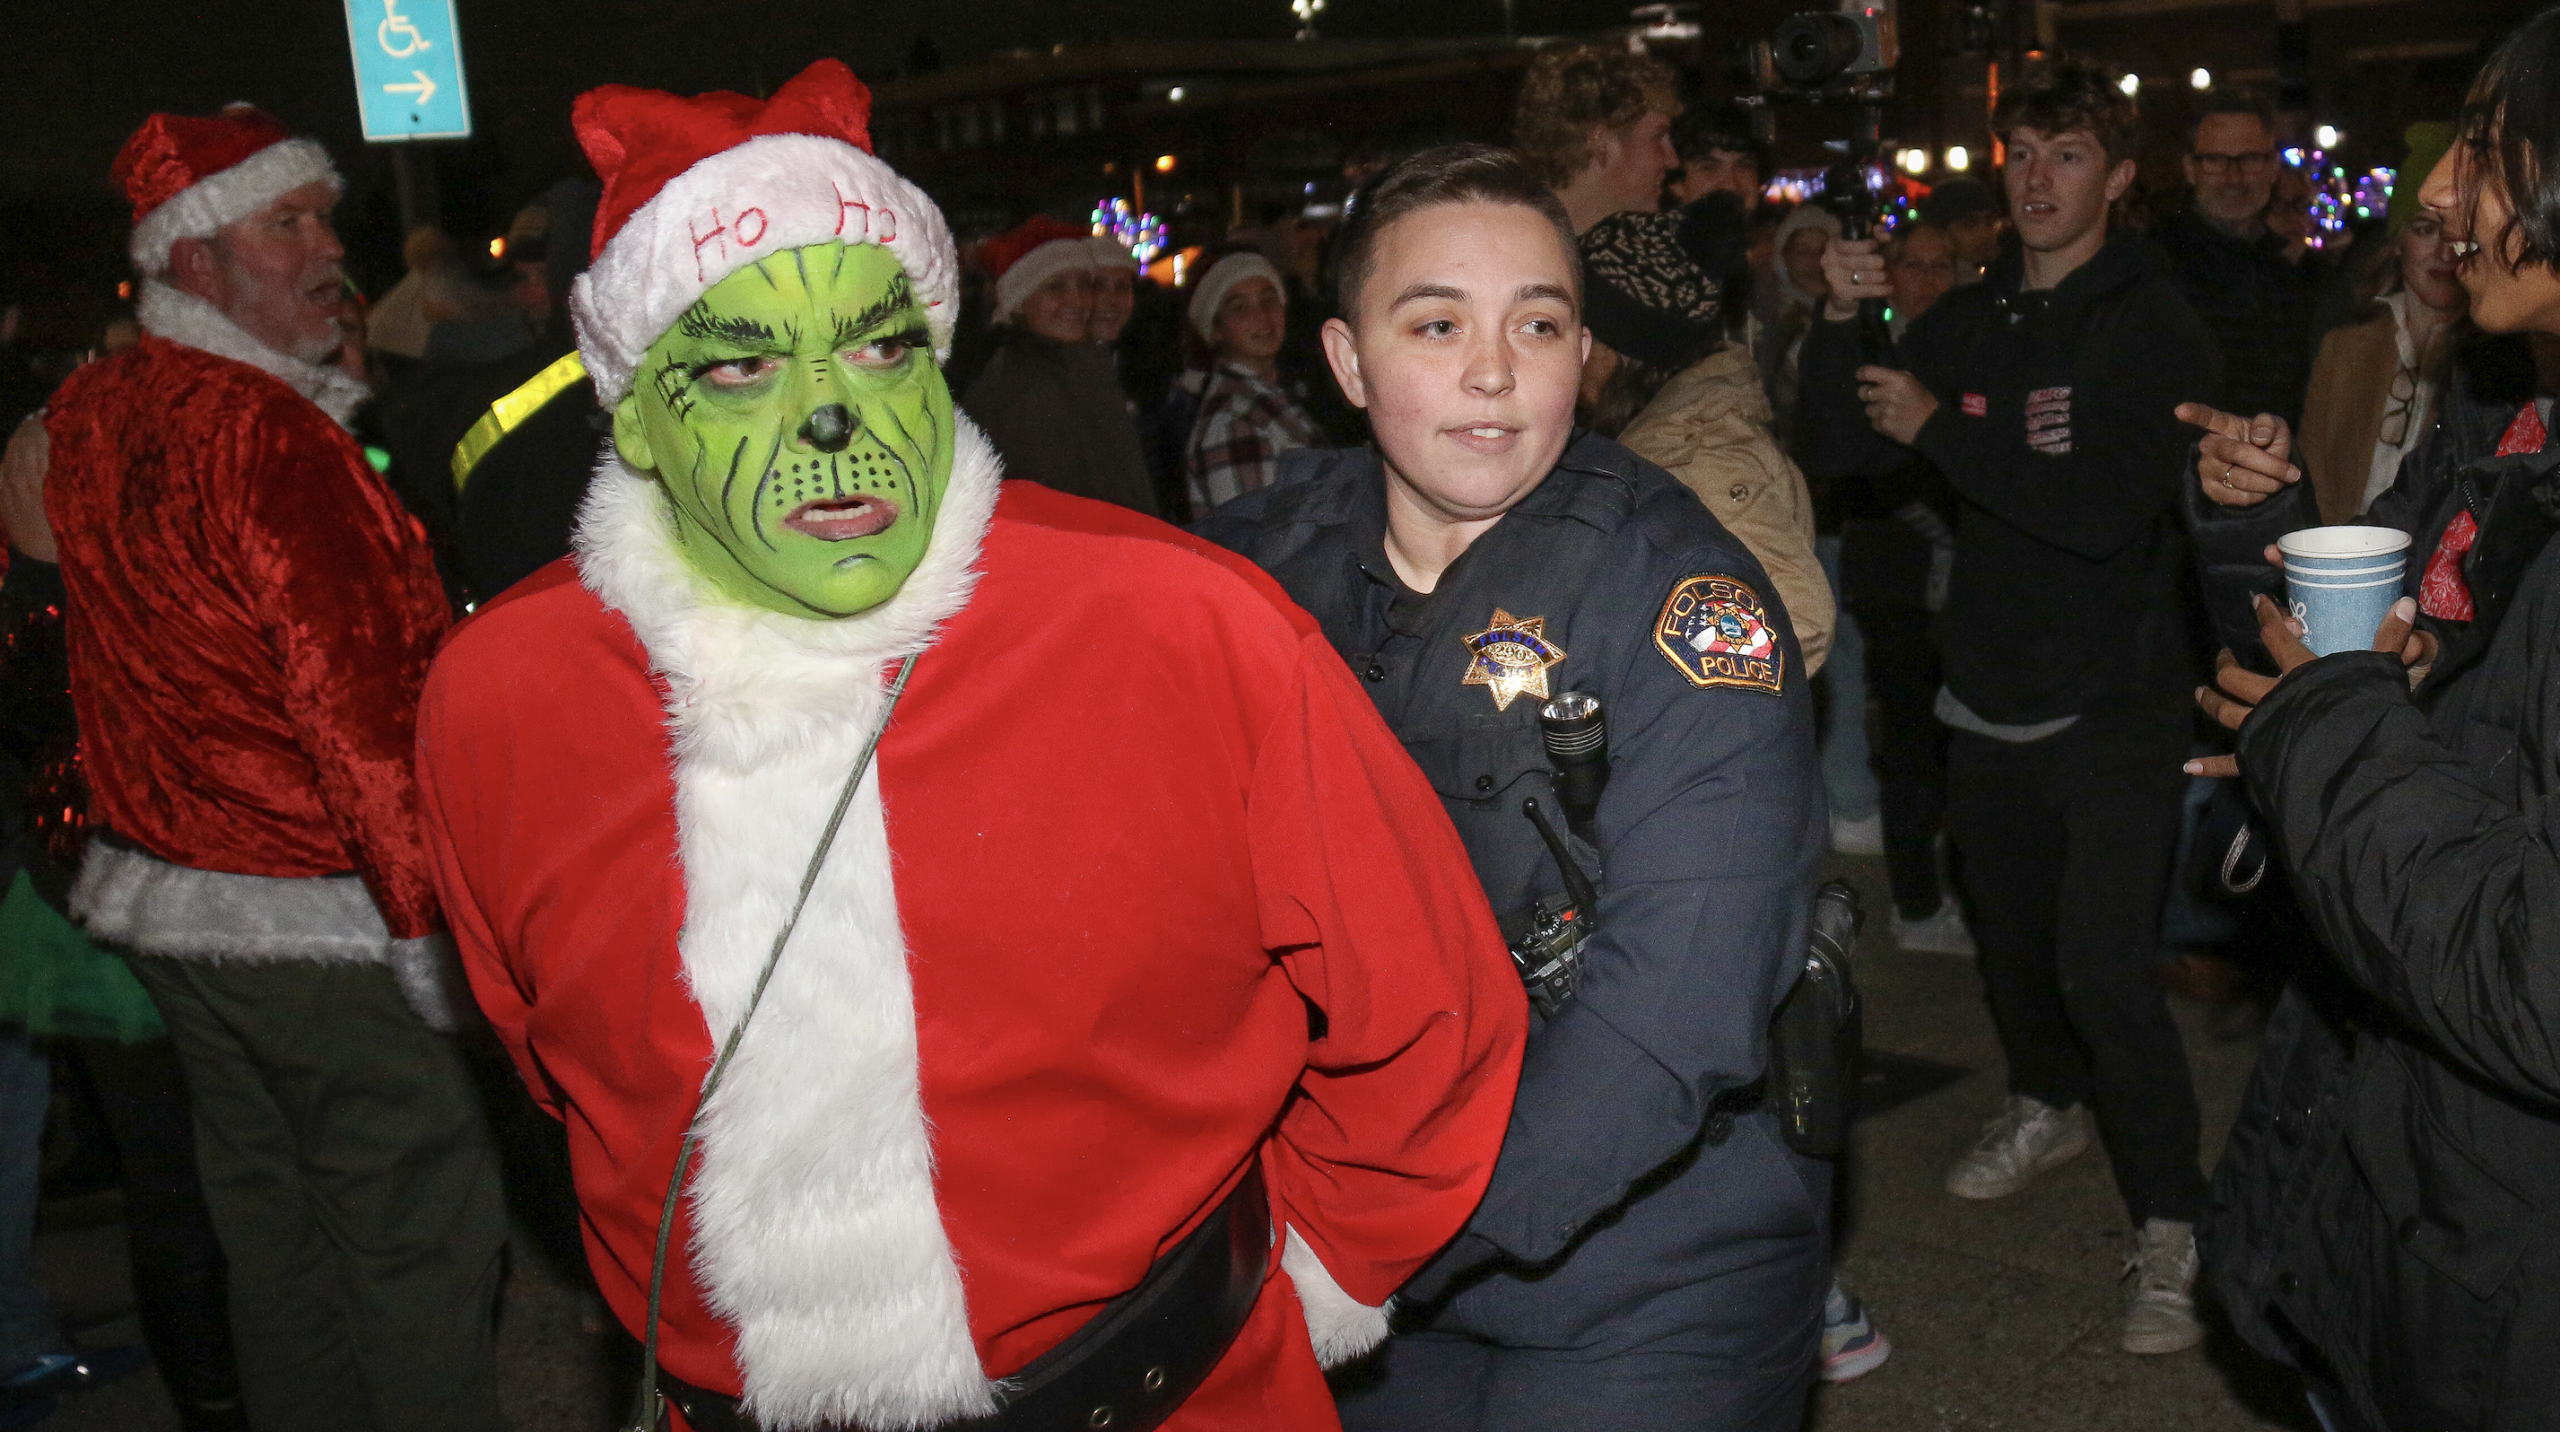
[[2278, 526, 2412, 657]]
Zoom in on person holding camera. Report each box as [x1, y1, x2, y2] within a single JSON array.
[[1203, 143, 1829, 1432], [1800, 60, 2223, 1356]]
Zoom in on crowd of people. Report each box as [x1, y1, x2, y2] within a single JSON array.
[[0, 13, 2550, 1432]]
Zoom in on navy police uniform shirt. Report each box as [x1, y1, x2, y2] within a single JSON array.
[[1200, 431, 1826, 1337]]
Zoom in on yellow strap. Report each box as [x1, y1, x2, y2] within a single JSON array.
[[450, 350, 589, 493]]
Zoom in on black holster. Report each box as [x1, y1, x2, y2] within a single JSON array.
[[1768, 881, 1865, 1159]]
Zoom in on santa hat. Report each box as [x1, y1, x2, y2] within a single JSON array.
[[566, 59, 959, 407], [1187, 252, 1287, 341], [1087, 236, 1141, 272], [113, 105, 340, 277], [981, 217, 1095, 325]]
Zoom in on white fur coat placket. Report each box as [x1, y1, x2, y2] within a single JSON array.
[[573, 418, 1003, 1432]]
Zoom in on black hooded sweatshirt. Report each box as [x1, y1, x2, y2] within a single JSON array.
[[1800, 235, 2222, 725]]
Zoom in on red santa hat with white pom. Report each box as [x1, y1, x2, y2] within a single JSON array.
[[567, 59, 960, 408], [113, 105, 341, 277]]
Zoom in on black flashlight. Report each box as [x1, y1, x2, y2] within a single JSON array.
[[1538, 691, 1608, 841]]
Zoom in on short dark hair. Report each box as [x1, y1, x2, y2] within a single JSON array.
[[1671, 105, 1763, 169], [1993, 58, 2141, 165], [1334, 144, 1581, 320], [2456, 6, 2560, 273], [2191, 89, 2277, 148]]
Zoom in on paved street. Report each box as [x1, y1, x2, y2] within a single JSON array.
[[29, 853, 2312, 1431]]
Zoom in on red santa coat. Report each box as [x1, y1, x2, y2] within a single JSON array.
[[415, 419, 1525, 1431], [43, 287, 448, 943]]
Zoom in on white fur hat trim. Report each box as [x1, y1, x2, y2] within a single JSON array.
[[128, 139, 340, 277], [1187, 252, 1286, 341], [990, 237, 1096, 326], [567, 132, 960, 407], [1086, 236, 1142, 271]]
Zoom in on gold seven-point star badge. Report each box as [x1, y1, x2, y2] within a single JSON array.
[[1461, 609, 1567, 711]]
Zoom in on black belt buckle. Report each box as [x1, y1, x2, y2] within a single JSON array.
[[658, 1168, 1270, 1432]]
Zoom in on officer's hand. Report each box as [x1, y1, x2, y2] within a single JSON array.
[[2177, 402, 2299, 509], [0, 416, 54, 564], [2184, 595, 2430, 777], [1855, 365, 1938, 446], [1820, 237, 1889, 322]]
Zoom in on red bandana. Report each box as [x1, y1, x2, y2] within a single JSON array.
[[2417, 402, 2547, 621]]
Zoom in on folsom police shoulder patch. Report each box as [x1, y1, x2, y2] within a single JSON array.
[[1655, 575, 1784, 694]]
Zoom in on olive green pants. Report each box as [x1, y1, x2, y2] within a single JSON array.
[[129, 956, 506, 1432]]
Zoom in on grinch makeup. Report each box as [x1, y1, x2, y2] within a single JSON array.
[[612, 241, 953, 618]]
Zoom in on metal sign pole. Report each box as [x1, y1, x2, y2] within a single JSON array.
[[388, 144, 439, 237]]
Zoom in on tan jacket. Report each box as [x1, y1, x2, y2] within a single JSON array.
[[2298, 305, 2400, 525], [1619, 345, 1835, 675]]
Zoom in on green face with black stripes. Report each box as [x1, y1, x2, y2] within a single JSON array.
[[611, 241, 953, 618]]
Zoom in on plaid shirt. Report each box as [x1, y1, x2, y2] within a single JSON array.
[[1185, 361, 1324, 512]]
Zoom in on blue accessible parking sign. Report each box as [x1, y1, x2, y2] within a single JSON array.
[[342, 0, 471, 141]]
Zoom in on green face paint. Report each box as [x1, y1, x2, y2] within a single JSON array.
[[612, 242, 953, 618]]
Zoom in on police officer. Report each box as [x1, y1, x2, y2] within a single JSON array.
[[1201, 144, 1828, 1431]]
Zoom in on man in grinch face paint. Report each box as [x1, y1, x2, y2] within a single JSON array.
[[415, 62, 1525, 1432], [614, 241, 952, 618]]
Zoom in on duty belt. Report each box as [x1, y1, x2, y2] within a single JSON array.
[[659, 1167, 1270, 1432]]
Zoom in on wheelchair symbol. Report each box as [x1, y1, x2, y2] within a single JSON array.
[[377, 0, 432, 59]]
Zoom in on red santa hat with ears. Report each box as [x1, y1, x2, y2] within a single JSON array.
[[567, 59, 960, 408], [113, 105, 341, 277]]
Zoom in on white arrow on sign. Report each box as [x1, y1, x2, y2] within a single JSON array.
[[384, 70, 438, 106]]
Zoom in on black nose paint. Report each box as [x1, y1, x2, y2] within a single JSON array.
[[800, 404, 854, 452]]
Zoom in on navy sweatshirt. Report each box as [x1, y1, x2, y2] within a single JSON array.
[[1799, 235, 2222, 725]]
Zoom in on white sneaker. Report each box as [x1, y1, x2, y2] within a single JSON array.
[[1944, 1095, 2093, 1200], [1892, 901, 1976, 957], [2120, 1219, 2203, 1354], [1818, 1282, 1892, 1382], [1830, 811, 1884, 855]]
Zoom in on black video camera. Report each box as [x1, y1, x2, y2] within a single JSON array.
[[1747, 0, 1899, 99], [1742, 0, 1900, 357]]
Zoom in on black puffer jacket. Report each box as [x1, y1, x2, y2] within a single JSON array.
[[2187, 335, 2560, 1431]]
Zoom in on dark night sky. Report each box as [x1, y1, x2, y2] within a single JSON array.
[[2, 0, 1642, 198]]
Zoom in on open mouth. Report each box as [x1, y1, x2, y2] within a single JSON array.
[[1446, 422, 1520, 455], [782, 496, 899, 541]]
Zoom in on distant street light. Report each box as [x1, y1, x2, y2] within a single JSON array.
[[1169, 86, 1186, 102], [2314, 123, 2341, 149], [1293, 0, 1325, 39], [1898, 148, 1929, 175], [1155, 154, 1178, 174], [2118, 73, 2140, 96], [1945, 145, 1971, 172], [2190, 67, 2213, 90]]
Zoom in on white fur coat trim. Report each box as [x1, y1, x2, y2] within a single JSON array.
[[1282, 1227, 1393, 1368], [571, 418, 1000, 1430], [137, 283, 368, 429], [569, 133, 959, 407], [128, 137, 339, 276], [68, 842, 471, 1031]]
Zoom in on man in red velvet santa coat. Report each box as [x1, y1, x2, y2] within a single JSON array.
[[41, 108, 506, 1430], [413, 61, 1526, 1432]]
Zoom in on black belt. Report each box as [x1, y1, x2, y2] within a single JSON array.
[[662, 1167, 1270, 1432]]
